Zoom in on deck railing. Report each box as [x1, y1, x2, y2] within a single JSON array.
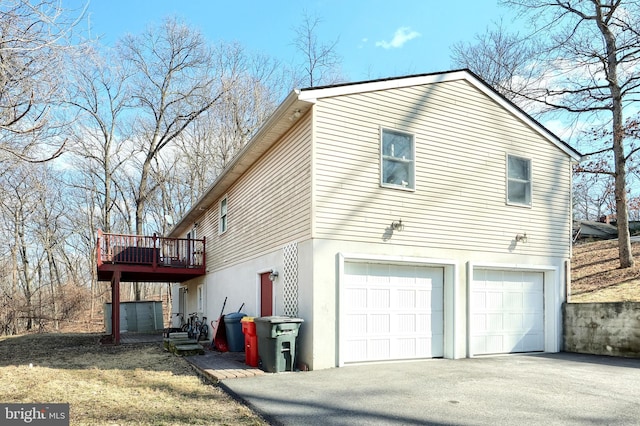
[[97, 230, 206, 269]]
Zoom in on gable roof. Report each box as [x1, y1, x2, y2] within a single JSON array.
[[169, 69, 582, 237]]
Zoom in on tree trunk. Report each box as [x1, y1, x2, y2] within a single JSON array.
[[597, 6, 635, 268], [134, 155, 154, 301]]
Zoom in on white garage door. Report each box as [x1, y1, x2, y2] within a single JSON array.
[[342, 262, 444, 363], [471, 269, 544, 355]]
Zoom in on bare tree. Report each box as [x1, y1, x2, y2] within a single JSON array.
[[573, 170, 616, 220], [67, 45, 134, 234], [0, 0, 86, 163], [115, 17, 232, 299], [292, 11, 343, 87], [0, 162, 56, 332], [150, 45, 284, 237], [118, 17, 230, 240], [450, 19, 538, 103]]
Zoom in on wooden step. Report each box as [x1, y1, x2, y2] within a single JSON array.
[[164, 337, 198, 352], [174, 343, 204, 356]]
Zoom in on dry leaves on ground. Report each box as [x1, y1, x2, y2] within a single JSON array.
[[571, 239, 640, 302]]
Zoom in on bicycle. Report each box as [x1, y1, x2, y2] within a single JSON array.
[[182, 312, 208, 341]]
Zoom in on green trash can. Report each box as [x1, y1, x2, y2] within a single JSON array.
[[255, 316, 304, 373], [224, 312, 247, 352]]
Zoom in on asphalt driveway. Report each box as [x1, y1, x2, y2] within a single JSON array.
[[220, 353, 640, 425]]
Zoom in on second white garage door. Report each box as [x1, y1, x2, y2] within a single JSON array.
[[341, 262, 444, 363], [470, 269, 544, 356]]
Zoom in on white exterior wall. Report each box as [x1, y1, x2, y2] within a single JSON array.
[[175, 239, 314, 367], [310, 238, 566, 369], [174, 114, 315, 359], [312, 79, 573, 257], [308, 78, 572, 369], [209, 116, 313, 269]]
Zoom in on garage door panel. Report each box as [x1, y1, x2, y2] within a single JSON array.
[[370, 339, 391, 359], [487, 313, 504, 331], [370, 314, 390, 333], [344, 261, 368, 278], [472, 314, 486, 330], [345, 288, 367, 308], [504, 292, 523, 309], [416, 314, 431, 333], [370, 289, 390, 308], [416, 291, 430, 309], [486, 292, 504, 309], [369, 263, 390, 280], [343, 263, 444, 363], [506, 313, 524, 329], [504, 334, 524, 351], [472, 292, 486, 310], [397, 314, 416, 332], [525, 295, 544, 310], [391, 264, 418, 277], [346, 314, 367, 334], [431, 285, 444, 302], [347, 340, 367, 360], [522, 333, 544, 351], [397, 289, 416, 308], [523, 313, 540, 329], [471, 269, 544, 355], [397, 338, 416, 356]]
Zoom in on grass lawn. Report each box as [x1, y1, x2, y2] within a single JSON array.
[[0, 333, 267, 426]]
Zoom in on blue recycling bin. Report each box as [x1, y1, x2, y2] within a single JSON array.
[[224, 312, 247, 352]]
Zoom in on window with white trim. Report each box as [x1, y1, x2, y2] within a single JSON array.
[[197, 284, 204, 313], [219, 197, 228, 234], [381, 128, 415, 190], [507, 155, 531, 206]]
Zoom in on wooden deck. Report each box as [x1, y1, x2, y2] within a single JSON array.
[[96, 230, 206, 283], [96, 230, 207, 345]]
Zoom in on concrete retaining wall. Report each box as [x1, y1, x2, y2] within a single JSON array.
[[563, 302, 640, 357]]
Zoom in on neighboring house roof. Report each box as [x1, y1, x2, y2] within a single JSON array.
[[169, 69, 582, 237], [574, 220, 618, 239]]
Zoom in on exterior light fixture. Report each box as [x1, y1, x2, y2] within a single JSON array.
[[391, 219, 404, 231], [269, 270, 279, 281], [515, 233, 528, 243]]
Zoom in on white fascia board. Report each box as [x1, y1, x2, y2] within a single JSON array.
[[297, 71, 466, 102]]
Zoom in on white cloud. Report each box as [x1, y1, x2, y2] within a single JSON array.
[[375, 27, 421, 49]]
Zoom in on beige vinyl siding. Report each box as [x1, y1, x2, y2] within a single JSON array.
[[207, 116, 313, 269], [313, 79, 572, 257]]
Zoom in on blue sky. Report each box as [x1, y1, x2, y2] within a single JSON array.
[[69, 0, 515, 82]]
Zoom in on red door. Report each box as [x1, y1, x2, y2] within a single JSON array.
[[260, 272, 273, 316]]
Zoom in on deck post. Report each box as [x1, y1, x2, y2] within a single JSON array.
[[96, 229, 103, 267], [152, 233, 158, 268], [111, 270, 121, 345], [202, 236, 206, 267]]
